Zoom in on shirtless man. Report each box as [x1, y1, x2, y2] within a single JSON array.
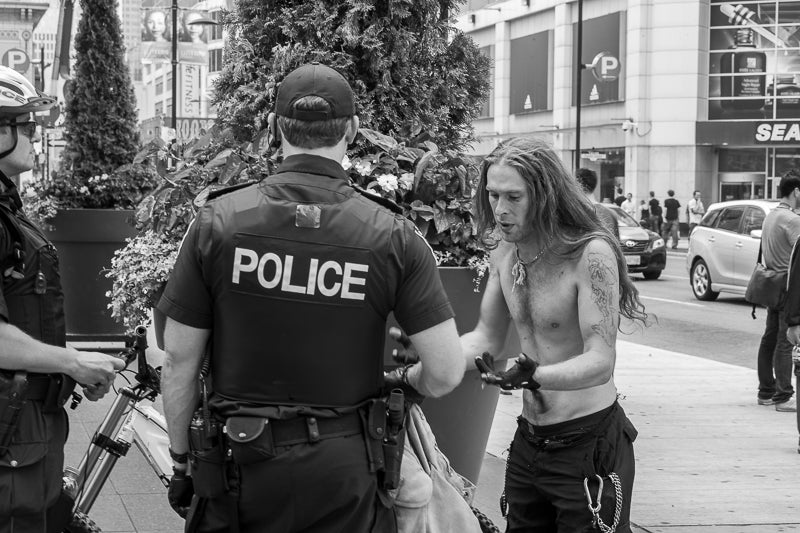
[[466, 137, 647, 532]]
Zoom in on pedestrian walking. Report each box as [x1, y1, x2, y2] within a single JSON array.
[[621, 193, 637, 219], [661, 190, 681, 248], [648, 191, 662, 233], [687, 190, 705, 236], [783, 237, 800, 454], [639, 200, 650, 228], [0, 66, 124, 532], [158, 62, 465, 532], [449, 137, 647, 532], [614, 187, 626, 206], [756, 171, 800, 412]]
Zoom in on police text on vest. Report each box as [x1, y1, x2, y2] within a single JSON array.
[[232, 247, 368, 301]]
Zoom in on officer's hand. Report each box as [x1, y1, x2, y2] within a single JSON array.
[[81, 382, 111, 402], [788, 326, 800, 346], [474, 352, 540, 391], [67, 349, 125, 393], [389, 327, 419, 364], [168, 469, 194, 518], [383, 364, 425, 403]]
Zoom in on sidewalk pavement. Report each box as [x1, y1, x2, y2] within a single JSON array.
[[65, 338, 799, 532]]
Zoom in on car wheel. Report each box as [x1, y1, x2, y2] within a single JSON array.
[[642, 270, 662, 280], [691, 259, 719, 301]]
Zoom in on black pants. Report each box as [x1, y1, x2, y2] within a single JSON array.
[[0, 404, 68, 533], [187, 433, 394, 533], [504, 403, 637, 533]]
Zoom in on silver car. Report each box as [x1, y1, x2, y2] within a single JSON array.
[[686, 199, 778, 300]]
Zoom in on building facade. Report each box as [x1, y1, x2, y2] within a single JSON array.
[[459, 0, 800, 213]]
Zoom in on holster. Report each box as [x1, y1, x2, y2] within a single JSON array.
[[0, 371, 29, 456], [188, 410, 226, 499]]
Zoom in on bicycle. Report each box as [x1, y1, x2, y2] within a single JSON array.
[[62, 325, 172, 533]]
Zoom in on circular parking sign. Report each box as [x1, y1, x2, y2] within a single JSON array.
[[2, 49, 30, 74], [21, 30, 31, 41], [590, 51, 621, 83]]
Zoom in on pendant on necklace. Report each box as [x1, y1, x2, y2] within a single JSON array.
[[511, 243, 549, 290], [511, 257, 527, 288]]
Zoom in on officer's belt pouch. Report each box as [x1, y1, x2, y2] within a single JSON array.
[[225, 416, 275, 465]]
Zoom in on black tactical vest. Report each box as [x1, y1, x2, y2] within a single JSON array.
[[203, 176, 401, 412], [0, 197, 74, 405]]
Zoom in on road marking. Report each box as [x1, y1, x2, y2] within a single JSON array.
[[658, 274, 689, 281], [640, 295, 705, 308]]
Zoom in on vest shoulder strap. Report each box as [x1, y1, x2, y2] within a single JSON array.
[[206, 181, 258, 202], [350, 183, 403, 215]]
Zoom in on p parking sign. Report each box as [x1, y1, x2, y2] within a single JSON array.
[[2, 49, 30, 74], [590, 52, 620, 83]]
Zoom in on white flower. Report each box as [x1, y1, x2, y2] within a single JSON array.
[[376, 174, 398, 192], [79, 186, 89, 194], [399, 172, 414, 190], [354, 159, 373, 176], [341, 155, 352, 170]]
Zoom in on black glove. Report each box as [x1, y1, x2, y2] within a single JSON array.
[[474, 352, 541, 391], [388, 327, 419, 364], [168, 469, 194, 518], [383, 364, 425, 403]]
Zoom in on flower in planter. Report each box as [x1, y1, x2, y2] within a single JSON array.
[[22, 164, 160, 229], [105, 230, 179, 331]]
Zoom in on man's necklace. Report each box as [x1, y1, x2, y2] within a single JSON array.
[[511, 243, 550, 288]]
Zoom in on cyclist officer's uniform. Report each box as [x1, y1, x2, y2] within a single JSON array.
[[0, 66, 74, 532], [158, 66, 454, 533]]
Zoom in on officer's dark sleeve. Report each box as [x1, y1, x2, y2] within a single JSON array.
[[0, 222, 10, 323], [157, 209, 214, 329], [785, 238, 800, 328], [391, 222, 454, 336]]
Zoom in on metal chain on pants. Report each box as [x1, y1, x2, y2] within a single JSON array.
[[583, 472, 623, 533]]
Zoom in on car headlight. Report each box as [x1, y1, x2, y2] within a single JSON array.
[[651, 237, 665, 250]]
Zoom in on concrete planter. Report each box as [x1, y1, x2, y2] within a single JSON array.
[[45, 209, 137, 339]]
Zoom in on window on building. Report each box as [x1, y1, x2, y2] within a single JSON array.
[[156, 80, 163, 95], [211, 11, 223, 40], [155, 101, 163, 115], [478, 45, 494, 119], [209, 48, 223, 73], [166, 98, 172, 117]]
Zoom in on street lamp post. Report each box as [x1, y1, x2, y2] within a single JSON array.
[[170, 6, 218, 136], [574, 0, 583, 172], [171, 0, 178, 131]]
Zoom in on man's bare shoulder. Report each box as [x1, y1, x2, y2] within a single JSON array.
[[576, 238, 619, 276], [489, 241, 514, 266]]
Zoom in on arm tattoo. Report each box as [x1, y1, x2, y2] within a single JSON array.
[[586, 252, 617, 347]]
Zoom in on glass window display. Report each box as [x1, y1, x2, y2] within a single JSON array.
[[710, 1, 800, 120]]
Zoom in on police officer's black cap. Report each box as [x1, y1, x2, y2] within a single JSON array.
[[275, 62, 355, 121]]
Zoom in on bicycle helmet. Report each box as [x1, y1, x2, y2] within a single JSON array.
[[0, 65, 56, 120]]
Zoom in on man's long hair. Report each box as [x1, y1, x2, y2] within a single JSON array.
[[474, 137, 647, 326]]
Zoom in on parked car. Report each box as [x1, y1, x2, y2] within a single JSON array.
[[686, 199, 778, 301], [606, 204, 667, 279]]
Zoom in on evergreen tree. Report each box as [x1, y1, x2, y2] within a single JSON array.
[[62, 0, 140, 178], [213, 0, 491, 151]]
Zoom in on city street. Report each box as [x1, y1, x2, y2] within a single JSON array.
[[622, 250, 764, 370]]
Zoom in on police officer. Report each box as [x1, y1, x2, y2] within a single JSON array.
[[159, 63, 465, 532], [0, 66, 124, 531]]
